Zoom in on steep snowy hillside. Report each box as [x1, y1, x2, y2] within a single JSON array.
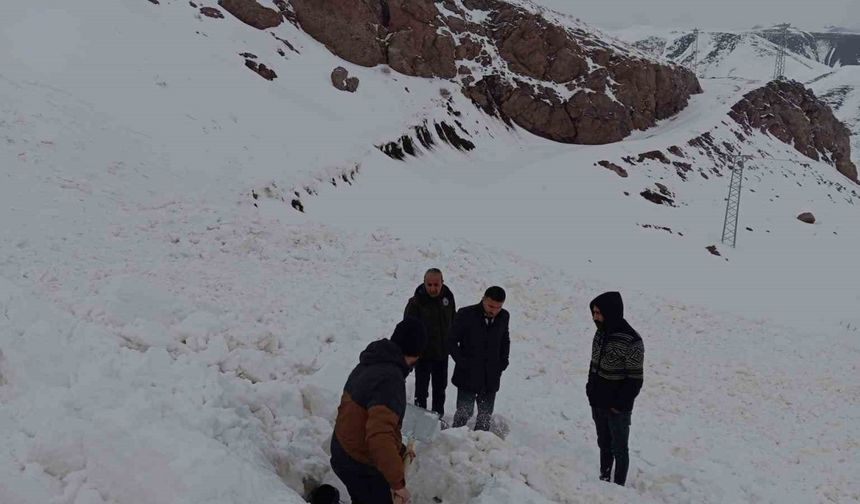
[[2, 1, 860, 504], [809, 67, 860, 168], [756, 26, 860, 67], [612, 27, 832, 81]]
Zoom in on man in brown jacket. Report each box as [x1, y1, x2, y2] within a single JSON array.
[[330, 318, 428, 504]]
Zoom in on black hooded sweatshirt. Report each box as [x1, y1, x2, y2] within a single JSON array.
[[586, 292, 644, 412]]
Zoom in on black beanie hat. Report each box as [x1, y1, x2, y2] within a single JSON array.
[[308, 484, 340, 504], [390, 317, 428, 357]]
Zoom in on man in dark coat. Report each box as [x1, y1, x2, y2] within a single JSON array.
[[586, 291, 644, 487], [330, 318, 427, 504], [404, 268, 456, 417], [448, 286, 510, 432]]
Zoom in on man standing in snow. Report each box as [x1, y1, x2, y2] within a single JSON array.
[[586, 291, 645, 487], [403, 268, 456, 418], [330, 318, 427, 504], [448, 286, 510, 432]]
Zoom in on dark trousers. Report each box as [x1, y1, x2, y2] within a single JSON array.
[[452, 388, 496, 431], [330, 438, 392, 504], [591, 407, 632, 486], [414, 358, 449, 417]]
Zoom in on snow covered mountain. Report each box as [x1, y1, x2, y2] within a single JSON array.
[[1, 1, 859, 504], [756, 26, 860, 67], [613, 24, 860, 80], [611, 27, 832, 81]]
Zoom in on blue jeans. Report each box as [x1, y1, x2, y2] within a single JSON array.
[[591, 407, 632, 486], [452, 389, 496, 431]]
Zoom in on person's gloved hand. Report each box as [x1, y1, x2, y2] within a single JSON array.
[[391, 487, 412, 504], [404, 444, 416, 464]]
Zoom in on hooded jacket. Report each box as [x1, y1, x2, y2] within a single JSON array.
[[332, 339, 409, 490], [586, 292, 644, 412], [404, 284, 456, 361]]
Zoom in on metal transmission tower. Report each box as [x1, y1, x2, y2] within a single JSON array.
[[772, 23, 790, 81], [721, 155, 753, 248], [690, 28, 700, 76]]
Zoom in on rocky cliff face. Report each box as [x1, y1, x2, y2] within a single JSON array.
[[730, 81, 856, 182], [285, 0, 701, 145]]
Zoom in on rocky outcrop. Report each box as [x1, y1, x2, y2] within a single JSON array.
[[729, 80, 857, 183], [290, 0, 456, 78], [597, 160, 628, 177], [200, 6, 224, 18], [219, 0, 282, 29], [331, 67, 359, 93], [641, 183, 676, 206], [245, 60, 277, 80], [288, 0, 701, 145]]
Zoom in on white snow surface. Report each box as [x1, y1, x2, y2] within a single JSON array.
[[1, 1, 860, 504], [609, 27, 833, 82]]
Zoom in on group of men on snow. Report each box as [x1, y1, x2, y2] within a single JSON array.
[[324, 268, 645, 504]]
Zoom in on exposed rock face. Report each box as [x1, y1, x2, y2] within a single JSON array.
[[797, 212, 816, 224], [219, 0, 282, 29], [288, 0, 701, 145], [730, 80, 857, 183], [290, 0, 456, 77], [331, 67, 359, 93]]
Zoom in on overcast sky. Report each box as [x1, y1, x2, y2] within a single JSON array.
[[533, 0, 860, 32]]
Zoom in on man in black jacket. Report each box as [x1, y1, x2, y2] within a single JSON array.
[[448, 286, 510, 432], [586, 291, 644, 487], [404, 268, 456, 417]]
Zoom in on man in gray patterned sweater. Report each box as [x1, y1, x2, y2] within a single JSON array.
[[586, 291, 644, 487]]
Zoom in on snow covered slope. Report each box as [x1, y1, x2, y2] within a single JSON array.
[[612, 27, 832, 81], [1, 1, 859, 504], [756, 26, 860, 67]]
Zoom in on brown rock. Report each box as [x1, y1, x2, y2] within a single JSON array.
[[331, 66, 359, 92], [598, 160, 629, 177], [637, 150, 671, 164], [292, 0, 701, 145], [291, 0, 385, 67], [641, 188, 675, 206], [218, 0, 282, 29], [456, 36, 483, 61], [200, 6, 224, 18], [385, 0, 457, 78], [668, 145, 685, 157], [245, 60, 277, 80], [730, 80, 857, 183], [797, 212, 816, 224]]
